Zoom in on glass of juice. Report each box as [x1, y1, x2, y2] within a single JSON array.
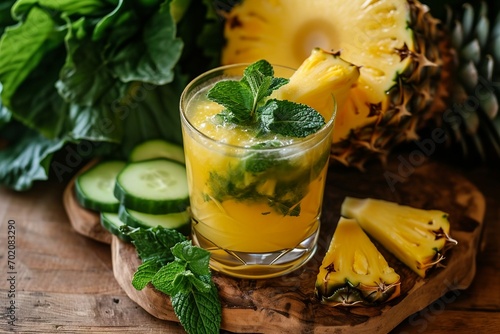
[[180, 64, 335, 279]]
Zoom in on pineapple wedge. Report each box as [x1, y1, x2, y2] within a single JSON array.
[[316, 217, 401, 306], [341, 197, 458, 278], [273, 48, 360, 122]]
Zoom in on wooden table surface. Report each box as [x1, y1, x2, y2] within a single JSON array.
[[0, 161, 499, 333]]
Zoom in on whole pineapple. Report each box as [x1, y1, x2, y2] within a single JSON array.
[[436, 2, 500, 163], [220, 0, 500, 168]]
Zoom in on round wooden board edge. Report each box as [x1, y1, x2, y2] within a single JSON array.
[[111, 217, 484, 334], [62, 159, 112, 245]]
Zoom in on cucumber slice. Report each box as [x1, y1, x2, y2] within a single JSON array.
[[75, 160, 126, 212], [100, 212, 131, 242], [129, 139, 185, 164], [118, 205, 191, 235], [114, 159, 190, 214]]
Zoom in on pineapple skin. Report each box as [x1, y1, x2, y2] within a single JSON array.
[[437, 2, 500, 164], [341, 197, 457, 278], [315, 217, 401, 307]]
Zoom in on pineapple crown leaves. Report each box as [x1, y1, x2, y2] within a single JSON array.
[[207, 59, 326, 138]]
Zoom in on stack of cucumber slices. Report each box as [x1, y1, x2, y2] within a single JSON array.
[[74, 139, 191, 241]]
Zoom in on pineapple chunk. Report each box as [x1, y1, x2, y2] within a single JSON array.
[[316, 217, 401, 306], [341, 197, 458, 278], [273, 48, 360, 120]]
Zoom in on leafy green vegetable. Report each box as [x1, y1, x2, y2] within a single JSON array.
[[0, 0, 16, 36], [123, 226, 221, 334], [0, 5, 66, 115], [0, 83, 11, 128], [0, 0, 223, 190], [207, 59, 324, 137], [0, 121, 66, 190], [109, 1, 183, 85]]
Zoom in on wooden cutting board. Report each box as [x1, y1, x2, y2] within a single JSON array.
[[64, 160, 485, 333]]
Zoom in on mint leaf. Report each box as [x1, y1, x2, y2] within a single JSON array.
[[171, 241, 211, 276], [126, 226, 187, 265], [242, 142, 282, 174], [172, 271, 212, 295], [260, 99, 325, 137], [150, 261, 186, 295], [243, 59, 274, 78], [242, 60, 289, 100], [125, 226, 222, 334], [132, 259, 161, 290], [242, 61, 274, 105], [171, 277, 221, 334], [207, 59, 290, 127], [207, 80, 253, 124]]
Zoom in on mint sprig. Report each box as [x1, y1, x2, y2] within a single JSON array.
[[207, 59, 325, 137], [122, 226, 221, 334]]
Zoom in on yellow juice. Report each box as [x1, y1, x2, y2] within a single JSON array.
[[180, 65, 335, 278]]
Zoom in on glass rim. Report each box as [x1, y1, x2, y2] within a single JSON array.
[[180, 63, 337, 152]]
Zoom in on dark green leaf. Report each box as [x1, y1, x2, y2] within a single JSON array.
[[92, 0, 130, 41], [56, 18, 125, 108], [0, 122, 66, 191], [207, 80, 253, 124], [119, 76, 187, 156], [183, 273, 212, 293], [110, 1, 183, 85], [260, 99, 325, 137], [128, 226, 186, 265], [171, 277, 221, 334], [242, 141, 282, 174], [0, 6, 66, 111], [0, 0, 16, 35], [243, 59, 274, 78], [157, 269, 211, 295], [269, 77, 289, 92], [0, 83, 12, 128], [7, 46, 67, 139], [12, 0, 113, 21], [150, 261, 186, 295], [171, 241, 211, 276], [242, 60, 288, 111], [132, 259, 162, 290]]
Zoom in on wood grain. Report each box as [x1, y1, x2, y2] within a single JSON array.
[[108, 161, 485, 334], [7, 291, 186, 333]]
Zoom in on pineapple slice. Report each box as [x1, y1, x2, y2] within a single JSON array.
[[316, 217, 401, 306], [273, 48, 360, 121], [341, 197, 458, 278]]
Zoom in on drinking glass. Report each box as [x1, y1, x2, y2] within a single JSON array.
[[180, 64, 336, 279]]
